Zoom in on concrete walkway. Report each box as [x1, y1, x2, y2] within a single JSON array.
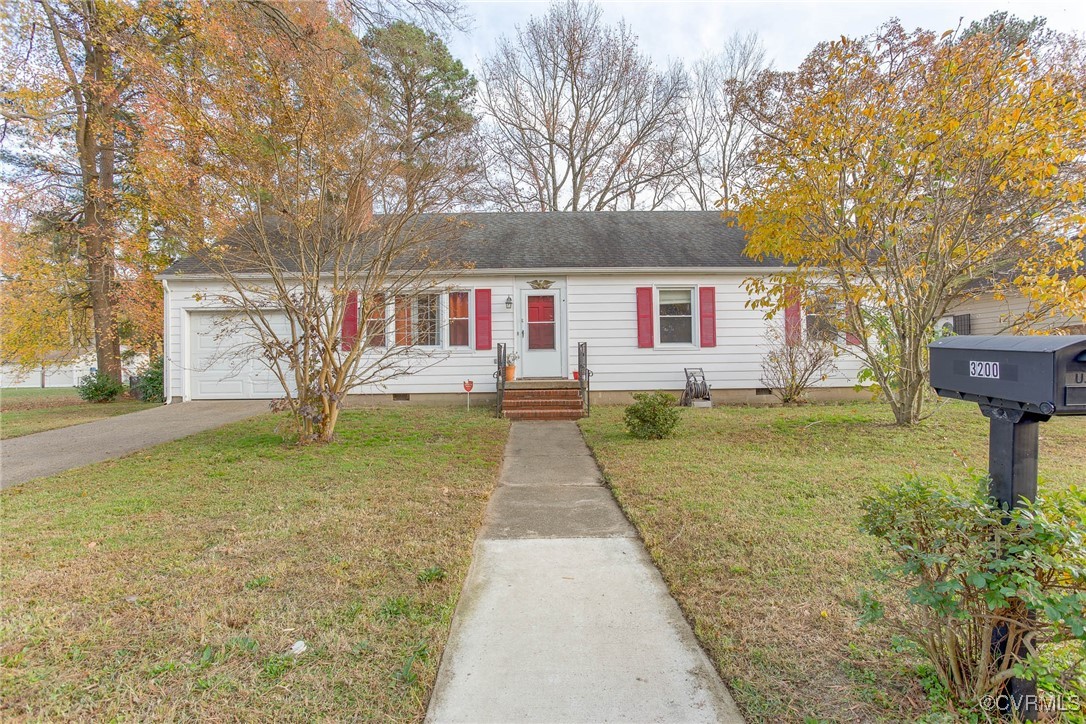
[[1, 400, 268, 489], [426, 422, 743, 723]]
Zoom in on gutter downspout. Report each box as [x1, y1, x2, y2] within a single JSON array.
[[162, 278, 171, 404]]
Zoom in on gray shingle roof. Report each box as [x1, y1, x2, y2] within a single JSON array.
[[161, 210, 773, 277]]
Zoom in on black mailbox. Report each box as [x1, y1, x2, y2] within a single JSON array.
[[929, 334, 1086, 418], [929, 333, 1086, 716]]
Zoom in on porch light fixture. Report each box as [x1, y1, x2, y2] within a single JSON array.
[[505, 295, 513, 310]]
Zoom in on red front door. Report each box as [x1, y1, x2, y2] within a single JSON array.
[[527, 295, 556, 350], [520, 290, 563, 377]]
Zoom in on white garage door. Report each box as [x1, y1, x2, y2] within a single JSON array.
[[188, 311, 295, 400]]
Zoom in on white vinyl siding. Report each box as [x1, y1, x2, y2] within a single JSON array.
[[164, 277, 515, 400], [163, 271, 866, 399], [563, 273, 863, 392]]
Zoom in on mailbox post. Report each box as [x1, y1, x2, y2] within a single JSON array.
[[929, 334, 1086, 719]]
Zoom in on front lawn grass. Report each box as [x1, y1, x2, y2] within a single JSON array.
[[1, 387, 157, 439], [1, 408, 508, 721], [580, 401, 1086, 723]]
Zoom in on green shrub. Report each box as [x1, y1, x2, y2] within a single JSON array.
[[77, 371, 125, 403], [135, 356, 165, 402], [623, 391, 680, 440], [860, 476, 1086, 716]]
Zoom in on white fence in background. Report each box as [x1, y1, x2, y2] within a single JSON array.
[[1, 355, 148, 389]]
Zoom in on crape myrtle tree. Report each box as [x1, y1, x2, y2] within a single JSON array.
[[735, 20, 1086, 425], [139, 3, 476, 442]]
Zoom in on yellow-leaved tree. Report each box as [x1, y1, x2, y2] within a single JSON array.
[[0, 219, 91, 372], [735, 21, 1086, 425]]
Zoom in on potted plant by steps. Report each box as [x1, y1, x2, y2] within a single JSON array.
[[505, 352, 519, 382]]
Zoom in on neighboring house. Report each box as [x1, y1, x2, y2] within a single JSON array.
[[0, 351, 147, 389], [945, 289, 1085, 336], [158, 211, 866, 405]]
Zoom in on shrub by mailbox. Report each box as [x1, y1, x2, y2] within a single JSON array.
[[930, 335, 1086, 418], [928, 334, 1086, 717]]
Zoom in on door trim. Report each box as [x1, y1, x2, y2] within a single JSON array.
[[515, 279, 567, 379]]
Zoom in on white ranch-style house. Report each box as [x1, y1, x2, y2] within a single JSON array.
[[159, 211, 866, 413]]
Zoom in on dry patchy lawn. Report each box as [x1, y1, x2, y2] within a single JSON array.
[[1, 408, 508, 721], [580, 401, 1086, 723], [1, 387, 156, 439]]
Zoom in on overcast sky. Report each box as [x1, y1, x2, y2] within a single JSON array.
[[446, 1, 1086, 73]]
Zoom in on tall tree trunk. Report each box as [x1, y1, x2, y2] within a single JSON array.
[[84, 195, 121, 381], [80, 7, 122, 383]]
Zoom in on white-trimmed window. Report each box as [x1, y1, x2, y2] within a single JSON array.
[[658, 288, 695, 345], [396, 294, 442, 347], [365, 294, 387, 348], [448, 291, 470, 347], [414, 294, 441, 346], [393, 291, 479, 349]]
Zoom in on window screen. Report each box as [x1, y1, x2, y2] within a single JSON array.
[[414, 294, 440, 346], [449, 292, 469, 347], [658, 289, 693, 344]]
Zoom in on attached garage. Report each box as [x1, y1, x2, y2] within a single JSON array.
[[187, 310, 294, 400]]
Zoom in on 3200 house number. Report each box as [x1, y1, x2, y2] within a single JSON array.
[[969, 360, 1000, 379]]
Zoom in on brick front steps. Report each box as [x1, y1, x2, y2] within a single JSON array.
[[503, 380, 584, 421]]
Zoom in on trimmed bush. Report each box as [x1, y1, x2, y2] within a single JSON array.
[[623, 391, 680, 440], [135, 356, 165, 403], [860, 476, 1086, 715], [77, 371, 125, 403]]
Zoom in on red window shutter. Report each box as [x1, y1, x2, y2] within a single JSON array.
[[699, 286, 716, 348], [845, 331, 861, 346], [342, 290, 359, 351], [785, 301, 801, 346], [395, 296, 412, 346], [636, 287, 654, 348], [475, 289, 492, 350]]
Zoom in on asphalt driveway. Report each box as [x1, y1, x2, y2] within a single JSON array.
[[1, 400, 268, 489]]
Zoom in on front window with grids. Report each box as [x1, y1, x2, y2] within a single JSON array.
[[365, 294, 387, 347], [397, 294, 441, 347], [805, 293, 841, 343]]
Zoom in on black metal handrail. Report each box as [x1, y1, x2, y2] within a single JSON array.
[[494, 342, 507, 417], [577, 341, 593, 416]]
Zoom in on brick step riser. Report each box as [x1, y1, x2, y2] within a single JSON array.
[[504, 390, 582, 400], [506, 410, 590, 416], [504, 411, 584, 421], [503, 399, 585, 410]]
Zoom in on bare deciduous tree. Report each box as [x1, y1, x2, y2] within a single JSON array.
[[678, 32, 768, 211], [478, 0, 688, 211], [143, 3, 475, 442], [760, 324, 836, 404]]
